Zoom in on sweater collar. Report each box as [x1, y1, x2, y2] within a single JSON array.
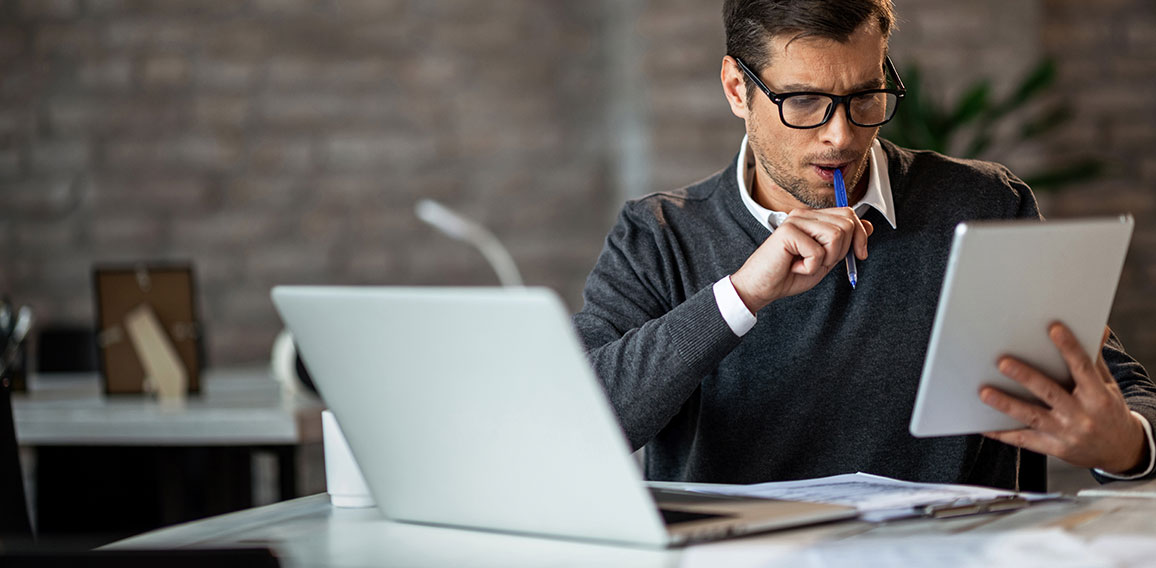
[[735, 135, 898, 231]]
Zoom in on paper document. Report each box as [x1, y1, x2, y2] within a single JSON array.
[[687, 472, 1056, 522]]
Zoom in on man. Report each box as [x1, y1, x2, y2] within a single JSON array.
[[573, 0, 1156, 491]]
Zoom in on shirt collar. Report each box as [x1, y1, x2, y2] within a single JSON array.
[[735, 135, 898, 231]]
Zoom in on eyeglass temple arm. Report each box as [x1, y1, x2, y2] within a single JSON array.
[[736, 54, 905, 94], [884, 56, 906, 92], [732, 56, 773, 98]]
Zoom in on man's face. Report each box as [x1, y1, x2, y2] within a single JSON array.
[[738, 23, 888, 211]]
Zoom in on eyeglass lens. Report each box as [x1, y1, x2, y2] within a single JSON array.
[[781, 92, 899, 128]]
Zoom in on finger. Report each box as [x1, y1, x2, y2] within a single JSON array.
[[996, 356, 1078, 415], [978, 385, 1061, 433], [1097, 326, 1115, 385], [803, 209, 861, 262], [982, 428, 1060, 456], [853, 218, 872, 260], [781, 216, 852, 268], [1049, 322, 1107, 393], [797, 207, 869, 260], [777, 224, 828, 275]]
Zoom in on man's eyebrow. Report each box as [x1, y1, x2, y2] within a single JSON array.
[[773, 78, 886, 93]]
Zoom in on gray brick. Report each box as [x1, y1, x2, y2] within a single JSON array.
[[140, 55, 190, 89], [330, 0, 406, 19], [0, 177, 78, 216], [0, 27, 27, 61], [1143, 157, 1156, 183], [320, 131, 437, 171], [12, 219, 77, 251], [19, 0, 79, 19], [30, 139, 90, 172], [103, 19, 197, 50], [170, 211, 282, 248], [1126, 18, 1156, 51], [192, 96, 250, 128], [251, 0, 325, 15], [0, 150, 22, 177], [76, 57, 133, 90], [222, 176, 302, 209], [105, 135, 242, 171], [47, 97, 189, 133], [199, 23, 272, 57], [86, 175, 212, 212], [88, 214, 166, 248], [193, 58, 259, 91], [245, 242, 333, 285], [34, 23, 99, 55], [248, 137, 312, 172], [343, 250, 399, 284]]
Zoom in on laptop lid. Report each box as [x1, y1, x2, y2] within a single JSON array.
[[272, 286, 670, 546], [910, 216, 1134, 437]]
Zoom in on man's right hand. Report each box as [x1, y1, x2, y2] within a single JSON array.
[[730, 208, 873, 313]]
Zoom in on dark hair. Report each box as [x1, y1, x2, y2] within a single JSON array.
[[724, 0, 896, 96]]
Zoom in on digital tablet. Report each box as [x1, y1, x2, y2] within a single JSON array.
[[909, 215, 1134, 438]]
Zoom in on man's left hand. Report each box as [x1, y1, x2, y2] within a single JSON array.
[[979, 322, 1147, 475]]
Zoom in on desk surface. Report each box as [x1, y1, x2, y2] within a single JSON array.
[[13, 367, 324, 446], [108, 481, 1156, 568]]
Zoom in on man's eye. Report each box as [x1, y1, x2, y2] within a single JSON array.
[[784, 96, 825, 110]]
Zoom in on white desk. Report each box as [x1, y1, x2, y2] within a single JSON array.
[[107, 482, 1156, 567]]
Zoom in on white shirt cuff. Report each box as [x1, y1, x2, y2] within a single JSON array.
[[713, 276, 757, 337], [1095, 411, 1156, 480]]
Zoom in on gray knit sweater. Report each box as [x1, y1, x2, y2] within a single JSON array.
[[574, 140, 1156, 490]]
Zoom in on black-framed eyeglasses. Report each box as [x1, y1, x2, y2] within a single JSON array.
[[733, 55, 906, 129]]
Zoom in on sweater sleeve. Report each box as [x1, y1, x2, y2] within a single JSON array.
[[573, 205, 743, 450], [1093, 331, 1156, 483]]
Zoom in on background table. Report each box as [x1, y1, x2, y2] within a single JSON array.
[[12, 367, 324, 545]]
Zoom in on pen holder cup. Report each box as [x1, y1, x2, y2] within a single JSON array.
[[322, 410, 375, 508]]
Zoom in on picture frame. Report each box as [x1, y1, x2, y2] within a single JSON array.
[[93, 264, 204, 395]]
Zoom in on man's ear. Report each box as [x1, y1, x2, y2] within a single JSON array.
[[721, 56, 750, 120]]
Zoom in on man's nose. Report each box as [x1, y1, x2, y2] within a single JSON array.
[[819, 104, 855, 148]]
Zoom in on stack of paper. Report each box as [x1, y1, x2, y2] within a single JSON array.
[[686, 472, 1057, 522]]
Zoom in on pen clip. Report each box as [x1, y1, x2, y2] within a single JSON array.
[[921, 495, 1029, 519]]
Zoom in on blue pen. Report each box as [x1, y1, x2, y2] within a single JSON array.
[[833, 169, 858, 289]]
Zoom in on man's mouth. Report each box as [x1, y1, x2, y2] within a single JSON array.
[[812, 163, 848, 182]]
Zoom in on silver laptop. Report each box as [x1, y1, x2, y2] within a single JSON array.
[[272, 286, 854, 547], [910, 216, 1134, 437]]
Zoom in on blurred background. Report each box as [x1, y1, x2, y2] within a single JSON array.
[[1, 0, 1154, 369], [0, 0, 1153, 548]]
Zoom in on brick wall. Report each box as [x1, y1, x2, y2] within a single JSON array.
[[1, 0, 1153, 371], [0, 0, 612, 364]]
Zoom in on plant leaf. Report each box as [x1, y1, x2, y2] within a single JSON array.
[[946, 80, 991, 130], [1022, 159, 1105, 191], [1020, 103, 1073, 140]]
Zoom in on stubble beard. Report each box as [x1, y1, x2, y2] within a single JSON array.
[[753, 139, 874, 210]]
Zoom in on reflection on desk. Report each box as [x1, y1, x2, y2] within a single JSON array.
[[107, 483, 1156, 568]]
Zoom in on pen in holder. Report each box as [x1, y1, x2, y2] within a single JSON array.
[[0, 304, 33, 392]]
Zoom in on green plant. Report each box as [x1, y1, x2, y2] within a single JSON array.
[[881, 58, 1103, 191]]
